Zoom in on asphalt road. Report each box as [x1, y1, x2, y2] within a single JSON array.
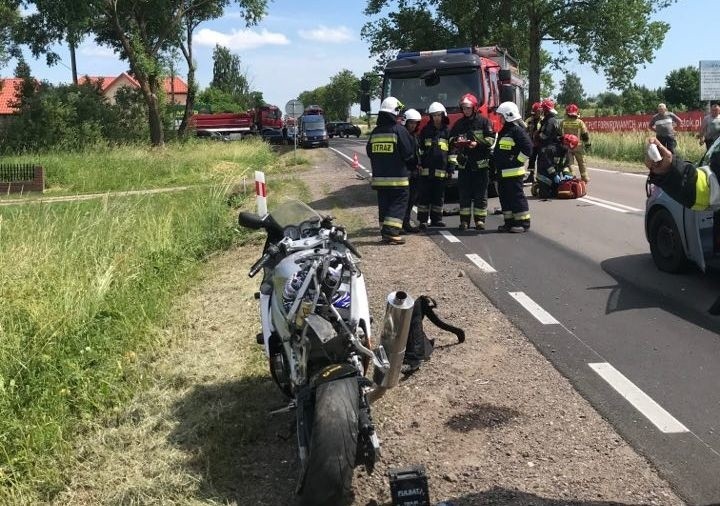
[[329, 137, 720, 505]]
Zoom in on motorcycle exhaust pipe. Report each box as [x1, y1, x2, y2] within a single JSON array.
[[368, 290, 414, 404]]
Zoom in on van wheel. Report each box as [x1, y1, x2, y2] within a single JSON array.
[[648, 208, 688, 273]]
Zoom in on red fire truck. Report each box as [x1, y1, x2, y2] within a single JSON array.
[[368, 46, 525, 132]]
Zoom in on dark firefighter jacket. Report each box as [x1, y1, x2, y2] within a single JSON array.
[[448, 114, 495, 170], [525, 115, 542, 147], [419, 122, 451, 178], [492, 120, 533, 179], [537, 113, 561, 149], [539, 144, 573, 176], [405, 132, 420, 175], [366, 112, 416, 189], [650, 146, 720, 210]]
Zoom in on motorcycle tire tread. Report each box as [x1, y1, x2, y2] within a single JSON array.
[[298, 377, 359, 506]]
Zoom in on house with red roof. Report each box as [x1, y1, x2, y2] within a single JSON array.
[[0, 72, 188, 119]]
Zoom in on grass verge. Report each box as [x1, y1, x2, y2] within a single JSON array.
[[0, 141, 306, 502], [590, 131, 705, 164]]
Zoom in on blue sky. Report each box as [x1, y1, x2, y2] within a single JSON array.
[[7, 0, 716, 111]]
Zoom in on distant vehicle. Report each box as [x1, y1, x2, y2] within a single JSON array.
[[250, 104, 283, 136], [299, 108, 329, 148], [328, 122, 361, 139], [645, 139, 720, 273], [260, 127, 285, 145], [189, 103, 282, 138]]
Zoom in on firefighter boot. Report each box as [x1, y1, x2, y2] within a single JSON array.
[[580, 170, 590, 183], [458, 218, 470, 231], [497, 221, 514, 233], [381, 225, 405, 245], [474, 219, 485, 231]]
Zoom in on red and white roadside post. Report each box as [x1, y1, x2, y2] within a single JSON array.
[[255, 170, 268, 215]]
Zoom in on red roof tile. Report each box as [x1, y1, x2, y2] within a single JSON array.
[[78, 75, 118, 91], [0, 78, 24, 114]]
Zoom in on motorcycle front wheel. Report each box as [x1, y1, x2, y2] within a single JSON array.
[[298, 377, 359, 506]]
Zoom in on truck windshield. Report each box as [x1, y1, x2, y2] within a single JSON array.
[[303, 116, 325, 132], [383, 69, 482, 114]]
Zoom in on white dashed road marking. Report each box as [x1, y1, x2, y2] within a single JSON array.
[[589, 362, 689, 434], [580, 195, 643, 213], [508, 291, 559, 324], [465, 253, 497, 273], [440, 231, 461, 243]]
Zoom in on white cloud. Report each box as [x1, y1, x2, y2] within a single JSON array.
[[298, 25, 354, 43], [78, 43, 117, 59], [19, 5, 38, 17], [195, 28, 289, 51]]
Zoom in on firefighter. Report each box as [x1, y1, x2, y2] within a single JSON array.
[[417, 102, 451, 228], [524, 102, 543, 184], [366, 96, 416, 245], [561, 104, 591, 182], [535, 98, 562, 198], [448, 93, 495, 231], [402, 108, 422, 233], [492, 102, 532, 233], [533, 134, 577, 197]]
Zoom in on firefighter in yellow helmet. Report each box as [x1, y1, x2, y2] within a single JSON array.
[[366, 96, 416, 244], [560, 104, 591, 182]]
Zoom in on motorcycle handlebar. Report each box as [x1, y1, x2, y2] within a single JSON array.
[[342, 238, 361, 258], [248, 244, 280, 278]]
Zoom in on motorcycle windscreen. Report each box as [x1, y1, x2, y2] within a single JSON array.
[[269, 199, 322, 228]]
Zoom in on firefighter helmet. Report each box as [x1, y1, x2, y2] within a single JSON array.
[[427, 102, 447, 115], [562, 134, 579, 150], [566, 104, 579, 116], [541, 98, 555, 111], [379, 96, 404, 115], [531, 102, 542, 113], [403, 108, 421, 122], [459, 93, 478, 110], [496, 101, 522, 122]]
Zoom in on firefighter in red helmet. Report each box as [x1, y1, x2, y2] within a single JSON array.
[[561, 103, 591, 182], [535, 98, 562, 196], [448, 93, 496, 231], [524, 101, 543, 184]]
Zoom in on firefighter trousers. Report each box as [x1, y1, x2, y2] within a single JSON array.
[[417, 176, 446, 225], [569, 147, 587, 178], [498, 175, 530, 229], [403, 173, 419, 226], [458, 168, 489, 225], [377, 187, 409, 237]]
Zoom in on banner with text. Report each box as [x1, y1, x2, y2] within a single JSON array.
[[584, 111, 704, 133]]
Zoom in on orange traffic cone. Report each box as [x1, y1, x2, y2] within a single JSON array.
[[352, 152, 359, 169]]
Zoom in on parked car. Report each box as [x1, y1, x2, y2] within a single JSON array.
[[645, 139, 720, 273], [328, 121, 361, 138], [260, 127, 285, 145]]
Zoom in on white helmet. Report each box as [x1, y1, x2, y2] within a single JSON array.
[[403, 108, 421, 122], [496, 101, 521, 122], [427, 102, 447, 115], [379, 96, 404, 115]]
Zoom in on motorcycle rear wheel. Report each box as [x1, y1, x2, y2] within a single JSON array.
[[298, 377, 359, 506]]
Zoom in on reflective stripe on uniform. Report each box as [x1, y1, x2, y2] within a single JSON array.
[[561, 119, 585, 136], [417, 204, 429, 212], [420, 168, 430, 176], [431, 205, 444, 213], [498, 136, 515, 150], [474, 208, 487, 217], [459, 208, 471, 216], [371, 176, 409, 187], [693, 166, 720, 210], [501, 167, 525, 178], [383, 216, 403, 227], [425, 138, 449, 151], [514, 211, 531, 221], [517, 152, 529, 163], [503, 211, 513, 219], [370, 133, 398, 154], [434, 170, 447, 178]]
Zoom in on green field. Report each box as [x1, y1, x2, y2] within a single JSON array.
[[589, 131, 706, 165], [0, 139, 298, 501]]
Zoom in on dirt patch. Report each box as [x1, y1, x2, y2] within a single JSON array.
[[52, 149, 683, 506]]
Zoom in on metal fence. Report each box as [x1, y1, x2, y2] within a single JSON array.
[[0, 164, 37, 182]]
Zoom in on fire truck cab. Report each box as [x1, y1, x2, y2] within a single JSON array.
[[366, 46, 525, 132]]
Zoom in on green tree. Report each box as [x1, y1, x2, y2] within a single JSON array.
[[362, 0, 675, 108], [594, 91, 622, 115], [21, 0, 267, 146], [620, 85, 661, 114], [211, 44, 249, 99], [196, 86, 246, 113], [556, 72, 587, 108], [0, 0, 21, 70], [324, 69, 359, 120], [663, 65, 701, 111], [360, 70, 382, 100], [298, 87, 327, 113]]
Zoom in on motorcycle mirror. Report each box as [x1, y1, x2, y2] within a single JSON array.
[[238, 211, 266, 230]]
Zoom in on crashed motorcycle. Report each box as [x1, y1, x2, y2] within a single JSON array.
[[238, 200, 414, 506]]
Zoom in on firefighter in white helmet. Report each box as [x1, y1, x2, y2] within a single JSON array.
[[366, 96, 416, 244], [492, 101, 533, 232], [401, 108, 422, 233], [417, 101, 451, 228]]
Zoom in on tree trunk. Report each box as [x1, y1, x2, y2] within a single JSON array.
[[528, 14, 542, 115], [178, 23, 195, 137], [69, 40, 78, 85], [138, 76, 165, 147]]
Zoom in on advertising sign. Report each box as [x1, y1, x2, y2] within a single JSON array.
[[700, 60, 720, 101]]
